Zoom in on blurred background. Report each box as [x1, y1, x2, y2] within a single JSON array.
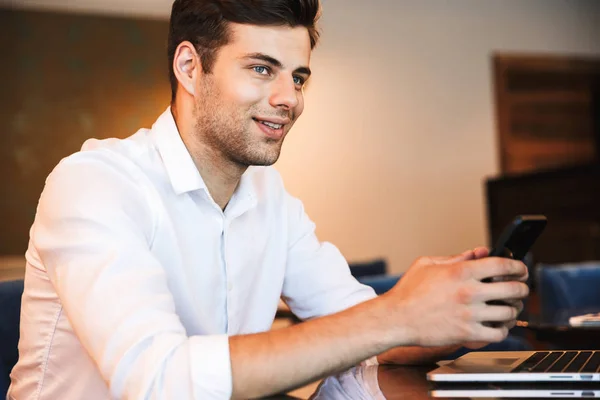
[[1, 0, 600, 379], [0, 0, 599, 278]]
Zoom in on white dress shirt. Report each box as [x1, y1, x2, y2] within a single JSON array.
[[8, 108, 376, 400]]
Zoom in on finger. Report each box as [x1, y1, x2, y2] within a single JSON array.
[[499, 300, 523, 330], [492, 273, 529, 283], [503, 320, 517, 330], [463, 341, 490, 350], [483, 299, 523, 326], [491, 265, 530, 282], [431, 248, 487, 265], [433, 251, 475, 264], [472, 324, 509, 343], [517, 266, 530, 282], [474, 281, 530, 302], [471, 304, 518, 323], [468, 258, 528, 281], [503, 299, 524, 314], [472, 247, 489, 259]]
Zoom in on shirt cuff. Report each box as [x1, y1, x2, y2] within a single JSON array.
[[360, 364, 386, 400], [189, 334, 233, 398], [361, 355, 380, 367]]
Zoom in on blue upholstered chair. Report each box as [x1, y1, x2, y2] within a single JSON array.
[[535, 261, 600, 319], [348, 259, 388, 279], [356, 274, 401, 295], [0, 279, 24, 398], [348, 259, 403, 295]]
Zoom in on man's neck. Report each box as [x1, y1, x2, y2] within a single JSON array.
[[194, 147, 247, 211], [171, 105, 246, 211]]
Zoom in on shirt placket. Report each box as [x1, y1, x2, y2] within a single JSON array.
[[221, 215, 235, 334]]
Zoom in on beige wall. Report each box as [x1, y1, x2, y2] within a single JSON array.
[[276, 0, 600, 273], [5, 0, 600, 273]]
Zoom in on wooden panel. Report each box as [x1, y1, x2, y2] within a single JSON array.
[[0, 8, 170, 255], [493, 54, 600, 174]]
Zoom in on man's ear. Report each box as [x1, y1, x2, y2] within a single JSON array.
[[173, 41, 200, 96]]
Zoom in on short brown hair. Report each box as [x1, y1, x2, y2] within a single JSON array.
[[167, 0, 321, 101]]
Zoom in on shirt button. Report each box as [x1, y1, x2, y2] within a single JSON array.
[[227, 282, 233, 292]]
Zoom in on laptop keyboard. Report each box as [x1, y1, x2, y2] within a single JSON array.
[[513, 351, 600, 373]]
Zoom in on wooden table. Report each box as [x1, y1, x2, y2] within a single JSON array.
[[276, 364, 600, 399]]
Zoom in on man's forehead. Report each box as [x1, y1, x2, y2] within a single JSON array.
[[225, 23, 311, 66]]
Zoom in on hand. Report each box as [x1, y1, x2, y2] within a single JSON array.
[[465, 261, 528, 349], [379, 247, 529, 348]]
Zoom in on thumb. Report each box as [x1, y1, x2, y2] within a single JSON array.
[[431, 247, 489, 265], [472, 246, 490, 259]]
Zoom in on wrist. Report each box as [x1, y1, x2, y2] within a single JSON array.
[[371, 293, 416, 349]]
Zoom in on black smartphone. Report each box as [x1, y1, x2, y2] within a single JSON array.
[[484, 215, 547, 317], [489, 215, 547, 261]]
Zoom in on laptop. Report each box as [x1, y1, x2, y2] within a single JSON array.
[[427, 350, 600, 383], [427, 351, 600, 398], [430, 381, 600, 398]]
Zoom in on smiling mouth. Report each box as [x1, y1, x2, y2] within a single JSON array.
[[252, 117, 287, 140], [252, 118, 284, 130]]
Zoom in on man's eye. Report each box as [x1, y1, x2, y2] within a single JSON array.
[[293, 76, 305, 86], [253, 66, 269, 75]]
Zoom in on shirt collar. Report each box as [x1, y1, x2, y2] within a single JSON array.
[[151, 107, 257, 208], [151, 107, 206, 195], [227, 167, 258, 217]]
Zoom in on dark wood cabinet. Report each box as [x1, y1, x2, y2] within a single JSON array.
[[493, 54, 600, 174], [486, 164, 600, 265]]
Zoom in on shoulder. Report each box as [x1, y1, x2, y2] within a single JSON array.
[[49, 128, 157, 192], [38, 131, 159, 229]]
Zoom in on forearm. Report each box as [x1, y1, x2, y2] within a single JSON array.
[[376, 344, 462, 366], [229, 296, 408, 399]]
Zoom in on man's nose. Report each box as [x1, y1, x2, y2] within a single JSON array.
[[269, 74, 299, 110]]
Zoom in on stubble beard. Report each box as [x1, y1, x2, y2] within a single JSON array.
[[193, 79, 286, 168]]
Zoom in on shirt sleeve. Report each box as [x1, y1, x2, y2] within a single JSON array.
[[281, 193, 377, 321], [31, 151, 232, 399]]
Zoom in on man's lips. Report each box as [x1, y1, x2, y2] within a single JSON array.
[[253, 117, 289, 140]]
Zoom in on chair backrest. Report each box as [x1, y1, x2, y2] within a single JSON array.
[[348, 259, 387, 279], [0, 279, 24, 397], [535, 262, 600, 317], [356, 274, 402, 295]]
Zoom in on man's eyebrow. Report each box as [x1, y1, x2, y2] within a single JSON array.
[[243, 52, 283, 68], [242, 52, 311, 77], [294, 66, 312, 77]]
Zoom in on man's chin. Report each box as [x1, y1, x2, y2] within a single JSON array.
[[235, 150, 281, 167], [251, 143, 283, 166], [248, 154, 280, 167]]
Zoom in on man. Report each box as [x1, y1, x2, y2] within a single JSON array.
[[9, 0, 528, 399]]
